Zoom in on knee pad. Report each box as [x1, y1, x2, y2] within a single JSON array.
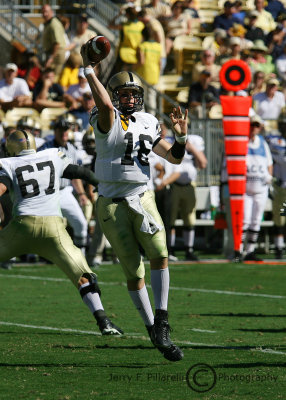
[[79, 272, 101, 298]]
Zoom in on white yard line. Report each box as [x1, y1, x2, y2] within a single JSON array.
[[0, 321, 285, 356], [0, 273, 285, 299]]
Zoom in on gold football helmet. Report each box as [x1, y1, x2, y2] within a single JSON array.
[[107, 71, 144, 114], [17, 116, 42, 137], [82, 127, 96, 155], [6, 129, 36, 156]]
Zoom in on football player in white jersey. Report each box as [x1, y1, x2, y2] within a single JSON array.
[[0, 130, 123, 336], [242, 115, 273, 261], [81, 44, 188, 361]]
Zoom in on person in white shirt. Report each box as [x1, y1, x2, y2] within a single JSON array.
[[253, 78, 285, 120], [0, 63, 32, 112], [241, 115, 273, 261]]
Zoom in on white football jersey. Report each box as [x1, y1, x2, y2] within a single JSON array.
[[90, 108, 161, 187], [0, 148, 71, 217], [246, 135, 273, 194], [176, 134, 205, 184]]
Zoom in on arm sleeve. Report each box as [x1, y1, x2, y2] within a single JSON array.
[[62, 164, 98, 186], [0, 175, 11, 190]]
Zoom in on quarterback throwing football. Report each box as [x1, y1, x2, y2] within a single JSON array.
[[81, 43, 188, 361]]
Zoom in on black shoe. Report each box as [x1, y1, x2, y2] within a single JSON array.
[[232, 251, 242, 263], [185, 250, 199, 261], [97, 317, 124, 336], [244, 252, 263, 262], [0, 262, 12, 270], [147, 311, 183, 362], [275, 248, 283, 259]]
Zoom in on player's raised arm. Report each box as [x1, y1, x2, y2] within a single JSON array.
[[153, 107, 188, 164], [80, 43, 114, 133]]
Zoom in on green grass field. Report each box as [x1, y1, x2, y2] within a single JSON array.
[[0, 260, 285, 400]]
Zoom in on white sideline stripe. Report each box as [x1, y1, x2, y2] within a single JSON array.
[[191, 328, 217, 333], [0, 321, 102, 336], [0, 321, 285, 356], [0, 273, 285, 299]]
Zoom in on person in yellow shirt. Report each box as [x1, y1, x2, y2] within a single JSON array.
[[254, 0, 276, 34], [135, 26, 162, 114], [109, 7, 144, 71], [59, 52, 82, 92]]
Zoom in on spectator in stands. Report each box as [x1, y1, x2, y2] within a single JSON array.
[[32, 67, 68, 111], [267, 23, 286, 61], [70, 15, 97, 55], [65, 67, 91, 109], [41, 4, 66, 81], [202, 28, 228, 57], [248, 70, 266, 96], [233, 0, 246, 24], [0, 63, 32, 112], [183, 0, 204, 31], [135, 26, 162, 114], [59, 52, 82, 92], [229, 23, 253, 50], [254, 0, 277, 35], [244, 10, 266, 44], [265, 113, 286, 259], [213, 1, 241, 33], [144, 0, 172, 20], [70, 92, 95, 130], [17, 50, 42, 91], [249, 39, 276, 75], [241, 114, 273, 261], [192, 49, 221, 89], [218, 36, 242, 64], [253, 77, 285, 120], [183, 0, 200, 20], [58, 15, 74, 62], [265, 0, 286, 21], [109, 7, 144, 72], [275, 42, 286, 82], [187, 70, 220, 118], [161, 1, 192, 56], [138, 8, 167, 73]]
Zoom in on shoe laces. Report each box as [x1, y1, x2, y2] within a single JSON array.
[[156, 319, 172, 341]]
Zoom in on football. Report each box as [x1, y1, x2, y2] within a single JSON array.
[[87, 36, 111, 64]]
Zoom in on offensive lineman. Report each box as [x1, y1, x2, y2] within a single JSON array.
[[38, 116, 90, 254], [81, 44, 187, 361], [0, 130, 123, 335]]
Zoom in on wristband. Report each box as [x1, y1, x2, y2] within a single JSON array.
[[170, 140, 185, 159], [154, 178, 162, 186], [84, 67, 95, 76], [175, 134, 187, 144], [77, 192, 86, 196]]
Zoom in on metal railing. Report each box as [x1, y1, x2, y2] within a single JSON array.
[[0, 0, 41, 54]]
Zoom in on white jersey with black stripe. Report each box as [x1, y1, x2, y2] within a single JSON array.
[[0, 148, 71, 217], [90, 108, 161, 197]]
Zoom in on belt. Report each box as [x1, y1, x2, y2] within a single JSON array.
[[100, 192, 144, 203], [174, 182, 191, 187]]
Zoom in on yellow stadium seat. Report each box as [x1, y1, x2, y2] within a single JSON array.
[[4, 108, 40, 127], [40, 107, 68, 130]]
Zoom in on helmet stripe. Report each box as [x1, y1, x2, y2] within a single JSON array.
[[128, 72, 134, 82], [20, 130, 30, 149]]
